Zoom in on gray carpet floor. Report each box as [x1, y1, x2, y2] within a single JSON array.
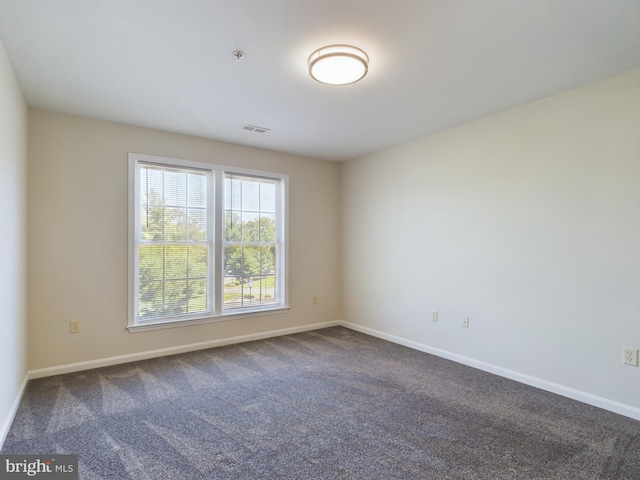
[[2, 327, 639, 479]]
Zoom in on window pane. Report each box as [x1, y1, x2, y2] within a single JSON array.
[[139, 245, 163, 281], [223, 275, 241, 309], [240, 245, 261, 277], [140, 205, 163, 241], [258, 275, 277, 305], [188, 173, 207, 208], [225, 211, 241, 241], [188, 208, 206, 241], [140, 167, 163, 241], [226, 176, 242, 210], [241, 212, 259, 242], [164, 170, 187, 207], [141, 167, 163, 206], [241, 179, 260, 212], [139, 280, 163, 319], [260, 182, 276, 213], [188, 279, 208, 313], [164, 207, 187, 241], [164, 280, 188, 316], [261, 245, 276, 275], [224, 245, 243, 278], [259, 214, 276, 242], [188, 245, 208, 278], [165, 245, 188, 279]]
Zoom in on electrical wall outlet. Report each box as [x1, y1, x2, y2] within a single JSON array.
[[623, 347, 638, 367], [69, 320, 81, 334], [462, 316, 469, 328], [432, 310, 438, 322]]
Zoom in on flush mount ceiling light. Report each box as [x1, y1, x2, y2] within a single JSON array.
[[308, 45, 369, 86]]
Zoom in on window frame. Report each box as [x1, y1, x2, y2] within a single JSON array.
[[128, 153, 289, 332]]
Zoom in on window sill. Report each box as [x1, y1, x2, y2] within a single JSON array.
[[127, 306, 290, 333]]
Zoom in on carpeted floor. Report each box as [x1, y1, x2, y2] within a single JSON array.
[[2, 326, 639, 479]]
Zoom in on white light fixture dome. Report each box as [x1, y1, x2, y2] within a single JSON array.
[[308, 45, 369, 86]]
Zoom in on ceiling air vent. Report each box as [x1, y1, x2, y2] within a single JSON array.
[[240, 124, 270, 134]]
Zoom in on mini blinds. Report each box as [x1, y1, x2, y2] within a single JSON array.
[[137, 163, 212, 322]]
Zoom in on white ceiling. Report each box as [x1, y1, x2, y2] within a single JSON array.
[[1, 0, 639, 161]]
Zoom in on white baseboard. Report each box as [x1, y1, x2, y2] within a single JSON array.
[[0, 372, 29, 451], [29, 320, 341, 380], [340, 321, 640, 422]]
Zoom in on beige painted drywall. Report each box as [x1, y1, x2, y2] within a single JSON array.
[[27, 110, 341, 370], [342, 69, 640, 410], [0, 40, 28, 442]]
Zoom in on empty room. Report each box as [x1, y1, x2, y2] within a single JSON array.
[[1, 1, 639, 478]]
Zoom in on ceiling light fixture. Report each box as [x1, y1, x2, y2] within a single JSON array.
[[308, 45, 369, 86]]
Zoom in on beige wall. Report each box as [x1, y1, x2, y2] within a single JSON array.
[[28, 110, 341, 370], [342, 69, 640, 414], [0, 41, 28, 443]]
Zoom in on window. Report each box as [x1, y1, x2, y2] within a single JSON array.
[[129, 153, 287, 331], [223, 175, 281, 311]]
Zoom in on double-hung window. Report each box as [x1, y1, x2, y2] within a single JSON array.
[[128, 153, 288, 331]]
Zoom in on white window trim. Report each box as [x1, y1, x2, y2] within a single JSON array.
[[128, 153, 289, 333]]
